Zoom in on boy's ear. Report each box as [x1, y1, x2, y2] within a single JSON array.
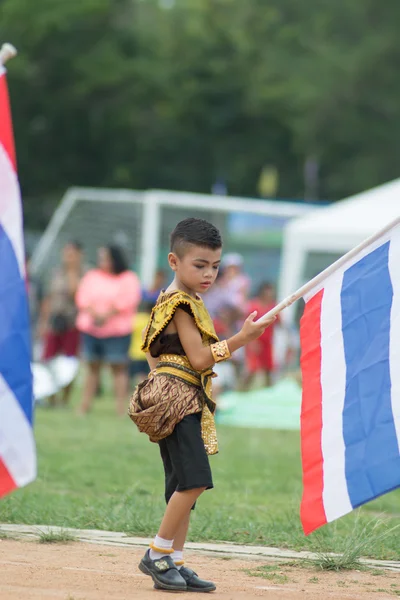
[[168, 252, 179, 271]]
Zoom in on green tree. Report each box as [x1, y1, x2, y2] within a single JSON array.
[[1, 0, 400, 223]]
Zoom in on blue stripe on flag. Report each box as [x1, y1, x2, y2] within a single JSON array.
[[341, 241, 400, 508], [0, 225, 32, 424]]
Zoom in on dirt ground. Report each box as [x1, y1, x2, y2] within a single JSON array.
[[0, 539, 399, 600]]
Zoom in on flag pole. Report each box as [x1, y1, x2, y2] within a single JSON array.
[[257, 215, 400, 324], [0, 43, 17, 66]]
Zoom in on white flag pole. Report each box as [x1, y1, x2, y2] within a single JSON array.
[[257, 215, 400, 325], [0, 43, 17, 66]]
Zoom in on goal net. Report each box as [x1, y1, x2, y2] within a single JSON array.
[[31, 189, 144, 287], [31, 187, 313, 294]]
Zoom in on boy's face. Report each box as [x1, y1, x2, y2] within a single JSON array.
[[169, 245, 222, 295]]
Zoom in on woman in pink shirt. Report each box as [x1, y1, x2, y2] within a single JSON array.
[[76, 245, 141, 415]]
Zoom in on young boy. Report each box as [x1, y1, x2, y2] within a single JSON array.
[[129, 218, 275, 593]]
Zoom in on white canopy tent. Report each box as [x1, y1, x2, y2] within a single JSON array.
[[279, 178, 400, 323]]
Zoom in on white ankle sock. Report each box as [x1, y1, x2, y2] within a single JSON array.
[[171, 549, 184, 569], [149, 535, 173, 561]]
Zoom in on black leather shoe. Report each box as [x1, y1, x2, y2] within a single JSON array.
[[174, 566, 216, 592], [139, 549, 187, 591]]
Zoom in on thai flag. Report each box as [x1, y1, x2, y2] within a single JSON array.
[[300, 220, 400, 534], [0, 63, 36, 497]]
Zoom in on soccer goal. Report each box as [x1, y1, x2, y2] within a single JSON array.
[[31, 187, 314, 290]]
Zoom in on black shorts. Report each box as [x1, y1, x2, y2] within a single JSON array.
[[159, 412, 214, 509]]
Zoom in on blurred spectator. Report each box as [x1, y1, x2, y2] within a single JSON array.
[[25, 252, 44, 345], [220, 253, 250, 310], [213, 303, 244, 390], [243, 282, 280, 388], [213, 304, 242, 340], [203, 267, 234, 319], [76, 245, 141, 416], [38, 241, 85, 405], [128, 301, 152, 385], [142, 269, 166, 305]]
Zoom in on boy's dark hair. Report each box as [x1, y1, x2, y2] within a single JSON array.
[[106, 244, 129, 274], [170, 218, 222, 257]]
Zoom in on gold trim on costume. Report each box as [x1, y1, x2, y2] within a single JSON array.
[[157, 354, 193, 369], [156, 365, 201, 387], [135, 291, 220, 456], [155, 353, 219, 455], [141, 290, 218, 353], [201, 404, 219, 455], [155, 354, 202, 386], [210, 340, 231, 363]]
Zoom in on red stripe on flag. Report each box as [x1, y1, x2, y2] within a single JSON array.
[[0, 458, 17, 498], [299, 289, 327, 535], [0, 70, 17, 172]]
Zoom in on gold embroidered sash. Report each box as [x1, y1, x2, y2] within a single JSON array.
[[131, 291, 220, 455], [155, 354, 218, 455]]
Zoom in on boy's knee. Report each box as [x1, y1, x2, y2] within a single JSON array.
[[182, 486, 207, 497], [192, 486, 207, 497]]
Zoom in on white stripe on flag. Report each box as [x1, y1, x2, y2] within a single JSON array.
[[388, 230, 400, 452], [320, 273, 353, 521], [0, 144, 25, 275], [303, 223, 400, 304], [0, 374, 36, 487]]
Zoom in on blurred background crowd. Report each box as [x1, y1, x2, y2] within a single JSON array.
[[27, 239, 296, 414], [3, 0, 399, 416]]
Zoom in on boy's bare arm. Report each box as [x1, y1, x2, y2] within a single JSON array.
[[145, 353, 158, 370], [173, 308, 275, 372], [173, 310, 213, 370]]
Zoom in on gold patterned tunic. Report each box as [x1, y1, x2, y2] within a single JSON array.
[[128, 290, 219, 454]]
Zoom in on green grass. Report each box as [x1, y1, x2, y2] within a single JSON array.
[[1, 393, 399, 560], [245, 564, 291, 584], [37, 528, 76, 544], [305, 515, 400, 571], [0, 531, 15, 540]]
